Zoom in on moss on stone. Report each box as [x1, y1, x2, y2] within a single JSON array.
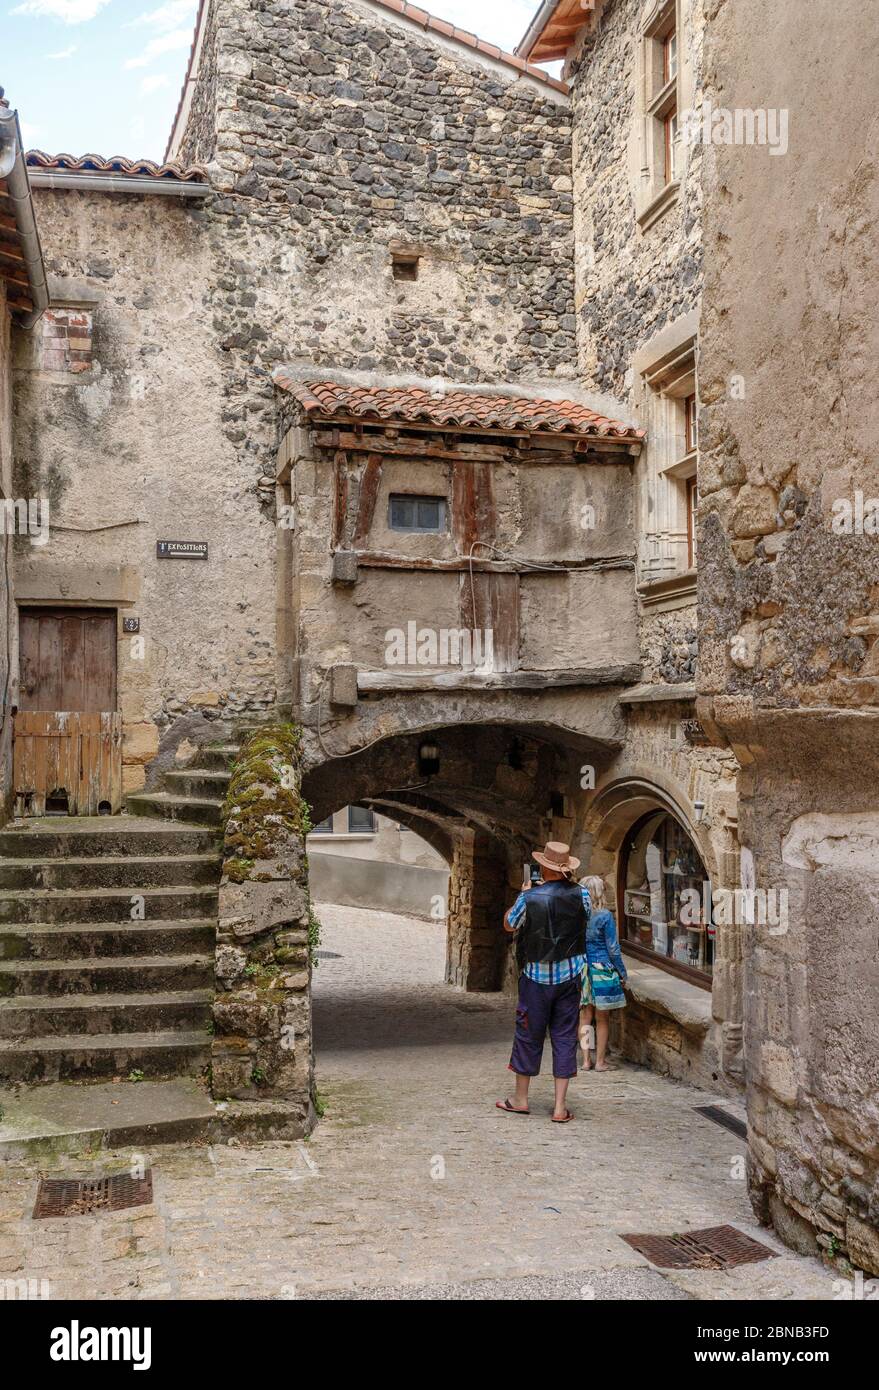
[[221, 723, 310, 877], [224, 857, 254, 884]]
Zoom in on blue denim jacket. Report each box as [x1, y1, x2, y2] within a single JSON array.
[[586, 908, 627, 980]]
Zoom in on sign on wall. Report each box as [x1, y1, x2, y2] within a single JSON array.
[[156, 541, 209, 560]]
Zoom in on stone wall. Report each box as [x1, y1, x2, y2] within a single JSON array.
[[213, 724, 315, 1134], [698, 0, 879, 1273], [568, 0, 704, 403], [167, 0, 587, 510], [11, 188, 278, 791]]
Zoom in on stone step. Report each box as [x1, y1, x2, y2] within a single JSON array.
[[0, 953, 214, 996], [0, 1078, 218, 1161], [198, 744, 240, 771], [0, 853, 220, 891], [0, 884, 218, 924], [0, 1030, 211, 1084], [0, 989, 213, 1039], [0, 919, 216, 961], [126, 792, 224, 827], [0, 817, 220, 859], [164, 769, 231, 800]]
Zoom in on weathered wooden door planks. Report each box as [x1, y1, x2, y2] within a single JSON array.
[[14, 609, 121, 816]]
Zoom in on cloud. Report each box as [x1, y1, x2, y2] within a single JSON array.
[[124, 26, 191, 67], [12, 0, 111, 21], [46, 43, 77, 58], [128, 0, 195, 29], [140, 72, 170, 95]]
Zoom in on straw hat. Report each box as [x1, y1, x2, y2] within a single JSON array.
[[532, 840, 581, 875]]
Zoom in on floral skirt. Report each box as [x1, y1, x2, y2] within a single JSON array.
[[580, 962, 627, 1011]]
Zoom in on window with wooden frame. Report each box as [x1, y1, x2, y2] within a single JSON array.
[[663, 27, 678, 81], [664, 108, 679, 184], [687, 475, 698, 568], [638, 334, 699, 592], [685, 393, 698, 455], [638, 0, 684, 226]]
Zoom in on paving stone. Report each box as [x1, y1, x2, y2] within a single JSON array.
[[0, 906, 836, 1301]]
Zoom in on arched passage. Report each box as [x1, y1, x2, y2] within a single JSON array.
[[301, 716, 618, 994]]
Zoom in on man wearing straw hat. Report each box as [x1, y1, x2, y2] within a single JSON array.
[[496, 841, 590, 1124]]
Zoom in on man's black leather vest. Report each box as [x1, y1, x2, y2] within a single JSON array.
[[517, 879, 588, 969]]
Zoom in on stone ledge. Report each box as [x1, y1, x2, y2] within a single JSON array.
[[624, 958, 713, 1036], [619, 681, 696, 705]]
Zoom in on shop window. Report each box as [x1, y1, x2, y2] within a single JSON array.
[[619, 810, 714, 982], [347, 805, 376, 833], [388, 494, 447, 534]]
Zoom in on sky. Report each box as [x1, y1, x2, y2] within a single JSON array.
[[5, 0, 548, 163]]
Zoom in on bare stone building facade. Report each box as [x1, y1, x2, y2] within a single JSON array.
[[0, 0, 876, 1275]]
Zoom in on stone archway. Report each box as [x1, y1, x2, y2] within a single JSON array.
[[301, 719, 573, 996]]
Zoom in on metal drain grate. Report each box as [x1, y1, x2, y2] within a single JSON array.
[[33, 1170, 153, 1219], [696, 1104, 748, 1140], [621, 1224, 778, 1270]]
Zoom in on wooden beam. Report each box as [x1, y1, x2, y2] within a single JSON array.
[[332, 451, 348, 549], [352, 453, 384, 547], [2, 267, 30, 290], [311, 428, 637, 464], [352, 551, 634, 574], [309, 414, 638, 450]]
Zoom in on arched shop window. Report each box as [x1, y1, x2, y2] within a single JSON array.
[[619, 810, 714, 983]]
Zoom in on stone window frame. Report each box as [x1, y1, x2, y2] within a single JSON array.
[[636, 0, 685, 230], [633, 314, 700, 610]]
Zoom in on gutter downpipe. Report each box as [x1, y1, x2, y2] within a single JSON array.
[[0, 106, 49, 330], [516, 0, 564, 60]]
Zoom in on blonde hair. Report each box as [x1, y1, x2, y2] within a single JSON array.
[[580, 874, 607, 909]]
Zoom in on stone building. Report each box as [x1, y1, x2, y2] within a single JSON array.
[[0, 0, 876, 1274]]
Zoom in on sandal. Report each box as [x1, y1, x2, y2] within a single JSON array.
[[551, 1109, 575, 1123], [496, 1098, 530, 1115]]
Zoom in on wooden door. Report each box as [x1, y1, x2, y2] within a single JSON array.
[[14, 609, 121, 816]]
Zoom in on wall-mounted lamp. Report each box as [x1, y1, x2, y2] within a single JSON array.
[[418, 739, 440, 777], [694, 799, 708, 825]]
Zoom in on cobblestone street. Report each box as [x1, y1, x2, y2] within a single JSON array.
[[0, 907, 835, 1301]]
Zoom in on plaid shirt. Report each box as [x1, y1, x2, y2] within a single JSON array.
[[507, 884, 591, 984]]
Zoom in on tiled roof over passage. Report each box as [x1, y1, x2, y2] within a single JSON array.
[[275, 376, 645, 441]]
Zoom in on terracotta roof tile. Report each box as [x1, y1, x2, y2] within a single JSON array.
[[26, 151, 208, 183], [275, 376, 644, 442]]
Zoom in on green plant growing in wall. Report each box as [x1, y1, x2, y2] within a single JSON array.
[[308, 907, 322, 966]]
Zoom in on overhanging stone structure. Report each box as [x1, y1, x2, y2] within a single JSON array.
[[272, 372, 646, 992]]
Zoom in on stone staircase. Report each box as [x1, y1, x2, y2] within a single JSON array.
[[0, 741, 237, 1089]]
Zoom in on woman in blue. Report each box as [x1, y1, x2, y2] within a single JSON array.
[[578, 874, 628, 1071]]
